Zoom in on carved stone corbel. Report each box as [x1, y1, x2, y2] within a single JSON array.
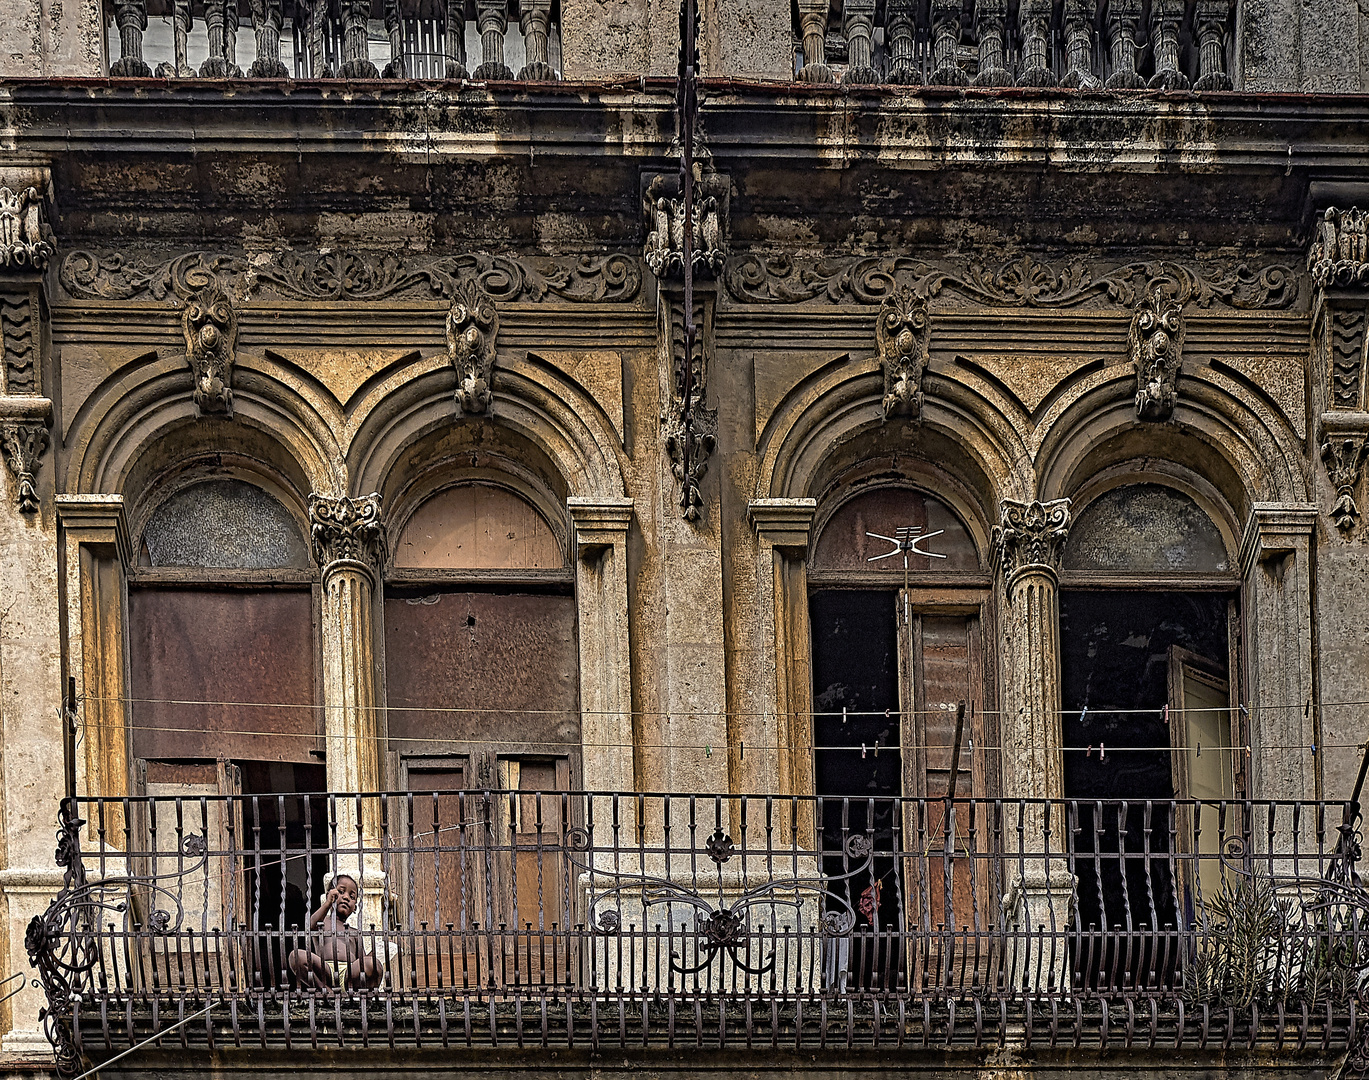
[[308, 493, 386, 579], [661, 290, 717, 522], [1310, 207, 1369, 289], [0, 415, 49, 513], [447, 280, 497, 417], [1320, 420, 1369, 532], [876, 284, 930, 420], [183, 280, 237, 416], [1131, 289, 1184, 422], [0, 183, 53, 271], [643, 166, 728, 282]]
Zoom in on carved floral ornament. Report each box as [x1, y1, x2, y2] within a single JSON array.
[[1309, 207, 1369, 289], [308, 493, 386, 577], [992, 498, 1071, 583], [1320, 427, 1368, 533]]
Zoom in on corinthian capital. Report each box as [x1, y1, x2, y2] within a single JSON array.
[[309, 493, 386, 579], [993, 498, 1071, 582]]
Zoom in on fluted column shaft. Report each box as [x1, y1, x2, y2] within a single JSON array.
[[310, 493, 386, 874], [995, 498, 1073, 992]]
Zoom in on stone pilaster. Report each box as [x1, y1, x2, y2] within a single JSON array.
[[308, 492, 387, 920], [1239, 505, 1319, 803], [993, 497, 1073, 992]]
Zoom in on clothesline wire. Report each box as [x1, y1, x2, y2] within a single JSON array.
[[79, 692, 1367, 720], [71, 714, 1360, 755]]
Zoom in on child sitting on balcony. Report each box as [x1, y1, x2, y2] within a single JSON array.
[[287, 873, 383, 991]]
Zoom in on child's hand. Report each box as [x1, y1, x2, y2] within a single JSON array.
[[325, 887, 340, 909]]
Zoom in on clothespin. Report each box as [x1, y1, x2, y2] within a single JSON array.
[[873, 738, 880, 758], [1305, 700, 1312, 721], [1162, 704, 1169, 726], [1080, 705, 1088, 724], [1099, 742, 1106, 761], [861, 743, 868, 759], [705, 744, 712, 758], [1196, 741, 1202, 758], [842, 707, 848, 725], [1311, 742, 1317, 756], [1239, 703, 1249, 717], [1086, 745, 1094, 758]]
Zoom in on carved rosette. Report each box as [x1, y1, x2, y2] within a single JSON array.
[[446, 280, 498, 417], [876, 285, 930, 420], [993, 498, 1071, 584], [643, 167, 727, 281], [1321, 428, 1369, 532], [309, 493, 387, 580], [0, 186, 52, 271], [183, 281, 237, 416], [1310, 207, 1369, 289], [1131, 289, 1184, 422], [1, 421, 49, 513]]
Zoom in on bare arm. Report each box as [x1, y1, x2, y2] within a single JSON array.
[[309, 888, 338, 930]]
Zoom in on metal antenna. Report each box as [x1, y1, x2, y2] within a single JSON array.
[[868, 526, 948, 618]]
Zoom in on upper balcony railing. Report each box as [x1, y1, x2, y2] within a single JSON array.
[[25, 791, 1369, 1071], [794, 0, 1234, 91], [106, 0, 561, 80]]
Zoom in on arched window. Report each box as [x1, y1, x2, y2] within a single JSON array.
[[383, 480, 576, 988], [1058, 481, 1241, 979], [807, 483, 991, 988]]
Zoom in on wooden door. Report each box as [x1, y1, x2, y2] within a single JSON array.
[[897, 602, 989, 991]]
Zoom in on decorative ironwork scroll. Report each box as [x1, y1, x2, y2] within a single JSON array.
[[564, 826, 874, 978], [26, 799, 207, 1077]]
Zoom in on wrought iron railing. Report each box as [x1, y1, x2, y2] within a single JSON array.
[[25, 792, 1369, 1070]]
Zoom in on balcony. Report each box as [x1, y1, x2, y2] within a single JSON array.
[[26, 792, 1369, 1071]]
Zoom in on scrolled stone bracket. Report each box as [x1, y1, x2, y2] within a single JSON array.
[[0, 395, 53, 514], [875, 284, 930, 420], [643, 167, 728, 282], [1310, 207, 1369, 290], [447, 279, 498, 418], [0, 170, 54, 273], [308, 493, 387, 582], [992, 498, 1071, 589], [1131, 288, 1185, 422], [1319, 412, 1369, 533]]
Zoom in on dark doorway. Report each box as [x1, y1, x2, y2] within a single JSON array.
[[1059, 590, 1232, 987]]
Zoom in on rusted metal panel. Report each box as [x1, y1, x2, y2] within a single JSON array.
[[129, 588, 318, 763], [384, 591, 579, 750], [812, 488, 980, 572]]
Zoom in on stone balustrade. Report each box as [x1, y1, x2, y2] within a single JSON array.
[[106, 0, 561, 79], [795, 0, 1234, 90]]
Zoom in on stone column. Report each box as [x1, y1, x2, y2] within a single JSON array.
[[308, 492, 388, 926], [1239, 505, 1318, 802], [994, 497, 1073, 992]]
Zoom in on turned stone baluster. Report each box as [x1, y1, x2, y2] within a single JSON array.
[[247, 0, 289, 76], [1148, 0, 1188, 89], [109, 0, 152, 75], [1193, 0, 1233, 90], [794, 0, 833, 83], [297, 0, 331, 76], [517, 0, 557, 79], [1104, 0, 1145, 88], [153, 0, 194, 76], [884, 0, 919, 84], [842, 0, 877, 83], [1059, 0, 1098, 87], [972, 0, 1010, 86], [339, 0, 379, 76], [382, 0, 405, 76], [471, 0, 513, 78], [445, 0, 469, 77], [200, 0, 244, 75], [928, 0, 967, 85], [1016, 0, 1056, 86]]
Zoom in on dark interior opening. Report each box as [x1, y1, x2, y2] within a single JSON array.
[[1059, 590, 1232, 987]]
